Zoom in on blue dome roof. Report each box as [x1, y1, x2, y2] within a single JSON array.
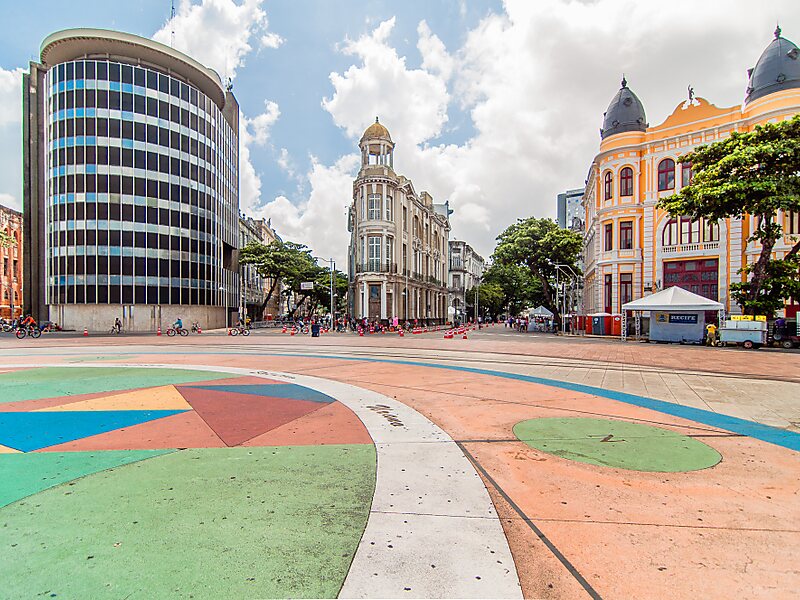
[[745, 27, 800, 105], [601, 77, 648, 139]]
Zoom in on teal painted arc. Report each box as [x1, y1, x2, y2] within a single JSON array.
[[0, 449, 174, 508], [186, 383, 335, 403], [0, 410, 187, 452]]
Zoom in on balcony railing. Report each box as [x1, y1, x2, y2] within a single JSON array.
[[356, 261, 398, 274], [662, 241, 720, 254]]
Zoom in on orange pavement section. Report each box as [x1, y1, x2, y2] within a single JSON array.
[[37, 385, 191, 412], [0, 444, 21, 453], [0, 390, 127, 412], [243, 401, 372, 447], [315, 361, 800, 599], [36, 411, 226, 451]]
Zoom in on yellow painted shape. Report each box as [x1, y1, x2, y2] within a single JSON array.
[[0, 444, 21, 453], [39, 385, 192, 412]]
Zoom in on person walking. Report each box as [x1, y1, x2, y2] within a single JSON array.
[[705, 322, 718, 346]]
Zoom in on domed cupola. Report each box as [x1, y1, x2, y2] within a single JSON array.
[[745, 26, 800, 105], [601, 76, 648, 139], [359, 117, 394, 169]]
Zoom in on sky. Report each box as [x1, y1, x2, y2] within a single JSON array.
[[0, 0, 798, 268]]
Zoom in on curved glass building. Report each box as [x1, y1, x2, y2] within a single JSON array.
[[23, 29, 239, 331]]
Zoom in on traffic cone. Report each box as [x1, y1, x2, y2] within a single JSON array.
[[290, 327, 296, 336], [398, 329, 404, 337], [227, 328, 232, 336], [463, 332, 468, 339], [157, 326, 161, 336], [197, 326, 202, 334], [282, 325, 287, 334], [83, 327, 88, 337]]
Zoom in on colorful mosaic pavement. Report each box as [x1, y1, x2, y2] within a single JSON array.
[[0, 366, 376, 599]]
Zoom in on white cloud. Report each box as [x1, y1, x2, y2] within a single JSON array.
[[153, 0, 282, 80], [417, 20, 454, 81], [308, 1, 800, 262], [0, 67, 24, 211], [239, 100, 281, 216], [322, 17, 449, 147], [260, 154, 361, 267]]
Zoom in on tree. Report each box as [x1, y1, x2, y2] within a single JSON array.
[[309, 268, 349, 315], [465, 282, 504, 319], [482, 262, 543, 316], [492, 217, 583, 324], [658, 115, 800, 315], [239, 240, 319, 315]]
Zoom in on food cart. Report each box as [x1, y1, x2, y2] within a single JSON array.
[[719, 317, 768, 349]]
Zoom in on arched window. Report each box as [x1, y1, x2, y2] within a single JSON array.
[[619, 167, 633, 197], [658, 158, 675, 191], [662, 216, 719, 246], [662, 217, 679, 246], [603, 171, 613, 200]]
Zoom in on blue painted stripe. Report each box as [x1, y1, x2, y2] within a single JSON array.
[[261, 352, 800, 453]]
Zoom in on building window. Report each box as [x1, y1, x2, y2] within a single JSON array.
[[368, 194, 381, 220], [385, 196, 392, 221], [619, 220, 633, 250], [604, 222, 613, 251], [620, 273, 633, 306], [658, 158, 675, 191], [385, 237, 392, 268], [681, 162, 693, 187], [402, 206, 407, 230], [786, 211, 800, 235], [604, 274, 613, 314], [368, 236, 381, 271], [703, 220, 720, 242], [619, 167, 633, 197], [604, 171, 613, 200]]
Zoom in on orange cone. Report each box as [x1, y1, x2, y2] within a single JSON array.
[[282, 325, 287, 334], [157, 326, 161, 336], [290, 328, 296, 336], [462, 332, 468, 339], [399, 329, 404, 337], [83, 327, 88, 337], [197, 326, 202, 334]]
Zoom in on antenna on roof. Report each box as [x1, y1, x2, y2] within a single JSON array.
[[170, 0, 176, 47]]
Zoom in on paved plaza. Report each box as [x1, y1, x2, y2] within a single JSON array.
[[0, 327, 798, 599]]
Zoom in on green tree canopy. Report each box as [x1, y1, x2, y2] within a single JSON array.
[[658, 115, 800, 315], [239, 240, 319, 315], [492, 217, 582, 323], [465, 282, 505, 318], [482, 262, 543, 316]]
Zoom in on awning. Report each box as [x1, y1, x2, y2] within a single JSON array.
[[622, 286, 724, 312]]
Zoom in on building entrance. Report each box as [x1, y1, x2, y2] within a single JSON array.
[[368, 284, 381, 319], [663, 259, 718, 301]]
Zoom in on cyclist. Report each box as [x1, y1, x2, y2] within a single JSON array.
[[174, 317, 183, 333], [21, 314, 37, 331]]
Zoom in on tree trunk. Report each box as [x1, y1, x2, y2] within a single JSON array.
[[746, 212, 778, 315], [259, 279, 279, 315]]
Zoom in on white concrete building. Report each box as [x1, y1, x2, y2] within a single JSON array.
[[448, 240, 485, 321]]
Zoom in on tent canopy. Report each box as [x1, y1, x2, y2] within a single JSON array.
[[528, 305, 554, 317], [622, 286, 724, 311]]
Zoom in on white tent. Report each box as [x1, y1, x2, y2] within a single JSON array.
[[621, 286, 723, 341], [528, 305, 554, 317], [622, 286, 723, 312]]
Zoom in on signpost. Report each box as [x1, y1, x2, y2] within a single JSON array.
[[300, 282, 314, 291]]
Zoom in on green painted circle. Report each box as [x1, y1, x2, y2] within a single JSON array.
[[513, 417, 722, 472]]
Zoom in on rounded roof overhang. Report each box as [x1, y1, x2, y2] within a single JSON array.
[[40, 28, 226, 109]]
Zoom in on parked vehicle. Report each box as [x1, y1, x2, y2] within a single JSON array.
[[718, 319, 767, 349], [770, 319, 799, 349]]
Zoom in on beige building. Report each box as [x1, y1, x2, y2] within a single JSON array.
[[348, 119, 451, 324], [448, 240, 485, 321], [1, 204, 23, 320], [238, 215, 280, 321]]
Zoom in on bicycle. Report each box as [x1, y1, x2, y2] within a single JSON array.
[[109, 326, 123, 335], [293, 322, 310, 334], [229, 326, 251, 336], [165, 326, 189, 337], [15, 326, 41, 339]]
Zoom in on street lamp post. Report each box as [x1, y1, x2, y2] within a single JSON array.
[[553, 264, 578, 334], [219, 286, 229, 331]]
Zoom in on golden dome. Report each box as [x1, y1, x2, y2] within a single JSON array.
[[361, 117, 392, 142]]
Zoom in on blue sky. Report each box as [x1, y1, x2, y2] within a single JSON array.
[[0, 1, 798, 266]]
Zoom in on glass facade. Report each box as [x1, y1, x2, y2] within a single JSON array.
[[44, 58, 238, 307]]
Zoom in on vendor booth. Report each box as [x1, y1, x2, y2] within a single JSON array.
[[621, 286, 724, 343]]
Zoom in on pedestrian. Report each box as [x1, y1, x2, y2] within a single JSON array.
[[705, 322, 717, 346]]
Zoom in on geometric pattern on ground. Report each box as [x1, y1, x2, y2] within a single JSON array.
[[0, 367, 372, 503], [0, 445, 376, 599], [513, 417, 723, 472]]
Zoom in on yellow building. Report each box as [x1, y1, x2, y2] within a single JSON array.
[[583, 27, 800, 318]]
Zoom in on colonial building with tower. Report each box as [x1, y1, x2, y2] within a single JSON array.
[[583, 27, 800, 318], [348, 118, 451, 324]]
